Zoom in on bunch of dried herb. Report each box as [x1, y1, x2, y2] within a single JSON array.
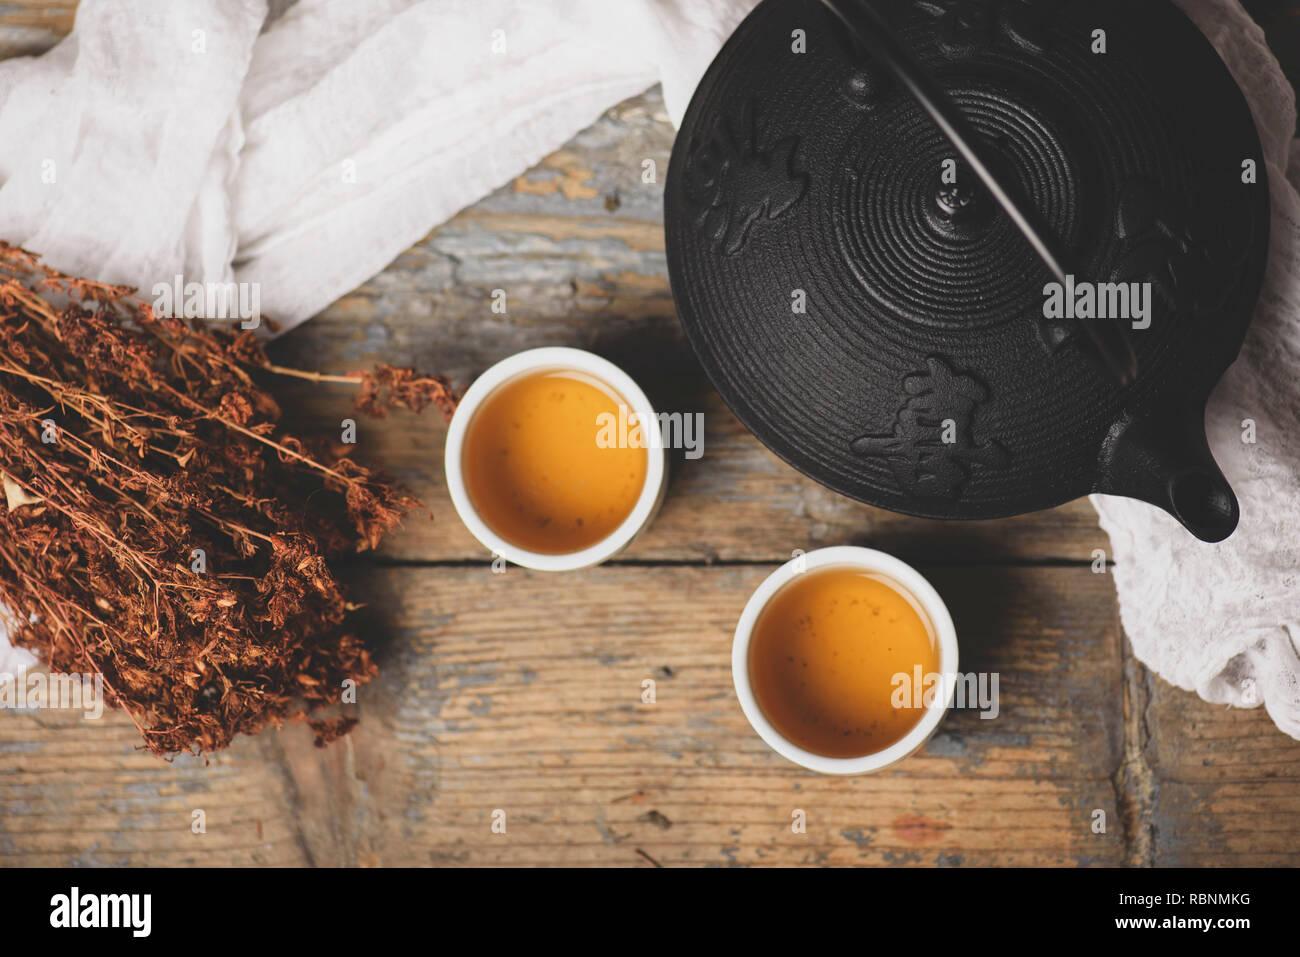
[[0, 242, 456, 756]]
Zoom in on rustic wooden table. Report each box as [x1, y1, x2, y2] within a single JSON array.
[[2, 2, 1298, 868]]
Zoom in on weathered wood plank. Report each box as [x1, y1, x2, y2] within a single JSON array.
[[1146, 677, 1300, 783], [1142, 676, 1300, 866], [3, 564, 1129, 866], [0, 706, 309, 866], [0, 2, 75, 39], [1152, 781, 1300, 866]]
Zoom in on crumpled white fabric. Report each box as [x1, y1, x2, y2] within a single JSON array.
[[0, 0, 1298, 739], [0, 0, 753, 327], [0, 619, 36, 676]]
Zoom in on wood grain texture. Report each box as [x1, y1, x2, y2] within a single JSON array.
[[0, 1, 73, 58], [1142, 675, 1300, 866], [2, 565, 1129, 867], [0, 708, 308, 866]]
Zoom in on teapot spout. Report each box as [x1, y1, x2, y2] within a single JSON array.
[[1096, 406, 1238, 543]]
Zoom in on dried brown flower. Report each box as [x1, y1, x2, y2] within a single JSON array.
[[0, 242, 457, 756], [354, 364, 458, 419]]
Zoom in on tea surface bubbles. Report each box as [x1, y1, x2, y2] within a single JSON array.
[[463, 368, 647, 554], [749, 565, 940, 758]]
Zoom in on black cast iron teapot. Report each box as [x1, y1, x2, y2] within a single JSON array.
[[664, 0, 1271, 541]]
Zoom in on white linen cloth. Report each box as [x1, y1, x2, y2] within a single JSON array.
[[0, 0, 1298, 740]]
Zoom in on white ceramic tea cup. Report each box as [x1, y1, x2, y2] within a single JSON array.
[[732, 546, 959, 774], [444, 347, 667, 571]]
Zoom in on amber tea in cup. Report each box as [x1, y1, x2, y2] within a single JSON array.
[[748, 564, 940, 759], [461, 367, 648, 555]]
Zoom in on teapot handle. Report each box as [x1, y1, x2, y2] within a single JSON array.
[[815, 0, 1139, 386]]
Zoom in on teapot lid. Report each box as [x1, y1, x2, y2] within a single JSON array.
[[664, 0, 1270, 537]]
